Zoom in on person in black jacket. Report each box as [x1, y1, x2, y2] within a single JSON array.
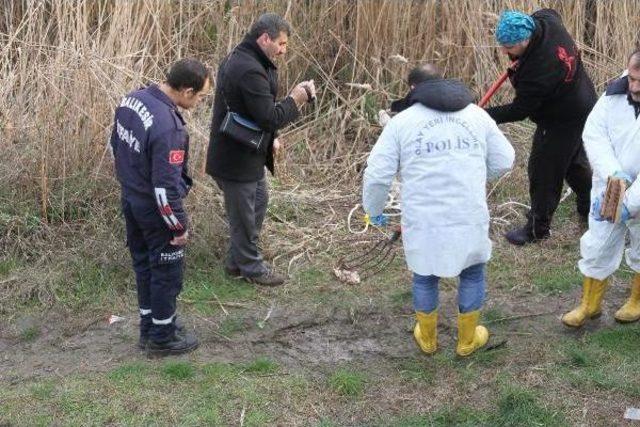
[[487, 9, 597, 245], [206, 13, 315, 286]]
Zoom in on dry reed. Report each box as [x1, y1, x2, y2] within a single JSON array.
[[1, 0, 639, 305]]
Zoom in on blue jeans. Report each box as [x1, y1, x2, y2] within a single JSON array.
[[412, 263, 486, 313]]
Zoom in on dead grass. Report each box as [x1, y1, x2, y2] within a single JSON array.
[[2, 1, 640, 425]]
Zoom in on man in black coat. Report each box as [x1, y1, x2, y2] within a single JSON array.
[[487, 9, 597, 245], [206, 13, 314, 286]]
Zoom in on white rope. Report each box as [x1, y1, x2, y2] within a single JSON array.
[[347, 203, 369, 234]]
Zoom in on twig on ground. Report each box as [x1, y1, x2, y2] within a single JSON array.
[[240, 405, 246, 427], [485, 310, 557, 324], [179, 297, 250, 310], [257, 304, 274, 329], [192, 313, 232, 342], [287, 251, 306, 276]]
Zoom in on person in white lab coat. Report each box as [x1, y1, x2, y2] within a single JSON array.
[[563, 51, 640, 327], [362, 65, 515, 356]]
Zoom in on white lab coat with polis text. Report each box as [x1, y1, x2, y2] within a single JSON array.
[[363, 102, 514, 277]]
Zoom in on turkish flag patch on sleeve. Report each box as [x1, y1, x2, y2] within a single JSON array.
[[169, 150, 185, 165]]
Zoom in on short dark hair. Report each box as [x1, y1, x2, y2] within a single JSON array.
[[248, 13, 291, 40], [629, 50, 640, 69], [166, 58, 210, 92], [407, 64, 442, 87]]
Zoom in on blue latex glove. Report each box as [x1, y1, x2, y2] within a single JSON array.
[[365, 213, 388, 226], [611, 172, 633, 222], [591, 192, 605, 221], [592, 192, 633, 222], [613, 170, 633, 185], [620, 203, 632, 222]]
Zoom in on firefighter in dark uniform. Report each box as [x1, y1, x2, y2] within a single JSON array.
[[110, 59, 211, 355], [487, 10, 597, 245]]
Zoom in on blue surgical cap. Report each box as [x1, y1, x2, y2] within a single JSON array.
[[495, 11, 535, 46]]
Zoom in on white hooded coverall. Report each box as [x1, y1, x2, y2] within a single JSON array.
[[579, 75, 640, 280], [363, 103, 515, 277]]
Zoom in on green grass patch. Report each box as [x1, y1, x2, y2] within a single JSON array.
[[368, 256, 409, 288], [563, 344, 591, 367], [56, 386, 112, 424], [532, 265, 581, 295], [492, 385, 567, 426], [218, 316, 246, 338], [390, 289, 412, 308], [108, 361, 150, 381], [328, 368, 366, 397], [30, 381, 55, 400], [557, 324, 640, 397], [294, 265, 331, 287], [51, 259, 125, 310], [202, 361, 238, 379], [552, 190, 576, 225], [242, 356, 278, 374], [0, 210, 42, 236], [20, 325, 40, 342], [589, 324, 640, 355], [162, 361, 196, 381], [182, 406, 222, 426], [182, 269, 255, 315], [0, 256, 20, 277], [382, 407, 490, 427], [316, 419, 338, 427], [268, 198, 301, 222], [396, 358, 434, 384], [471, 345, 509, 366], [487, 251, 522, 290], [243, 409, 272, 426], [483, 307, 508, 323]]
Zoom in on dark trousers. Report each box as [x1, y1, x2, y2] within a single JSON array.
[[527, 117, 592, 235], [122, 198, 184, 343], [215, 177, 269, 278]]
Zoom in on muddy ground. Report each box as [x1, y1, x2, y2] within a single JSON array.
[[0, 278, 629, 381]]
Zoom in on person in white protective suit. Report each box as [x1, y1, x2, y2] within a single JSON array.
[[362, 65, 515, 356], [563, 51, 640, 327]]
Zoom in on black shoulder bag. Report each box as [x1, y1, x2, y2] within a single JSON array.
[[218, 56, 269, 152]]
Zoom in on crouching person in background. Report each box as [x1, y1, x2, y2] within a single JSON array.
[[110, 59, 211, 356], [362, 65, 515, 356]]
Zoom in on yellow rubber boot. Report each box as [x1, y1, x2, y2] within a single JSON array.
[[413, 311, 437, 354], [615, 274, 640, 323], [456, 310, 489, 357], [562, 277, 608, 327]]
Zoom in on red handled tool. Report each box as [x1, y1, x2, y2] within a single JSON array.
[[478, 61, 518, 108]]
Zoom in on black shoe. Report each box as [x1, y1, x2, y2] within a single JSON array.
[[246, 270, 286, 287], [146, 332, 199, 356], [138, 318, 186, 350], [505, 225, 550, 246], [224, 266, 242, 278]]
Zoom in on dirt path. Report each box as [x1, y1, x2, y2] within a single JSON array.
[[1, 283, 629, 384]]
